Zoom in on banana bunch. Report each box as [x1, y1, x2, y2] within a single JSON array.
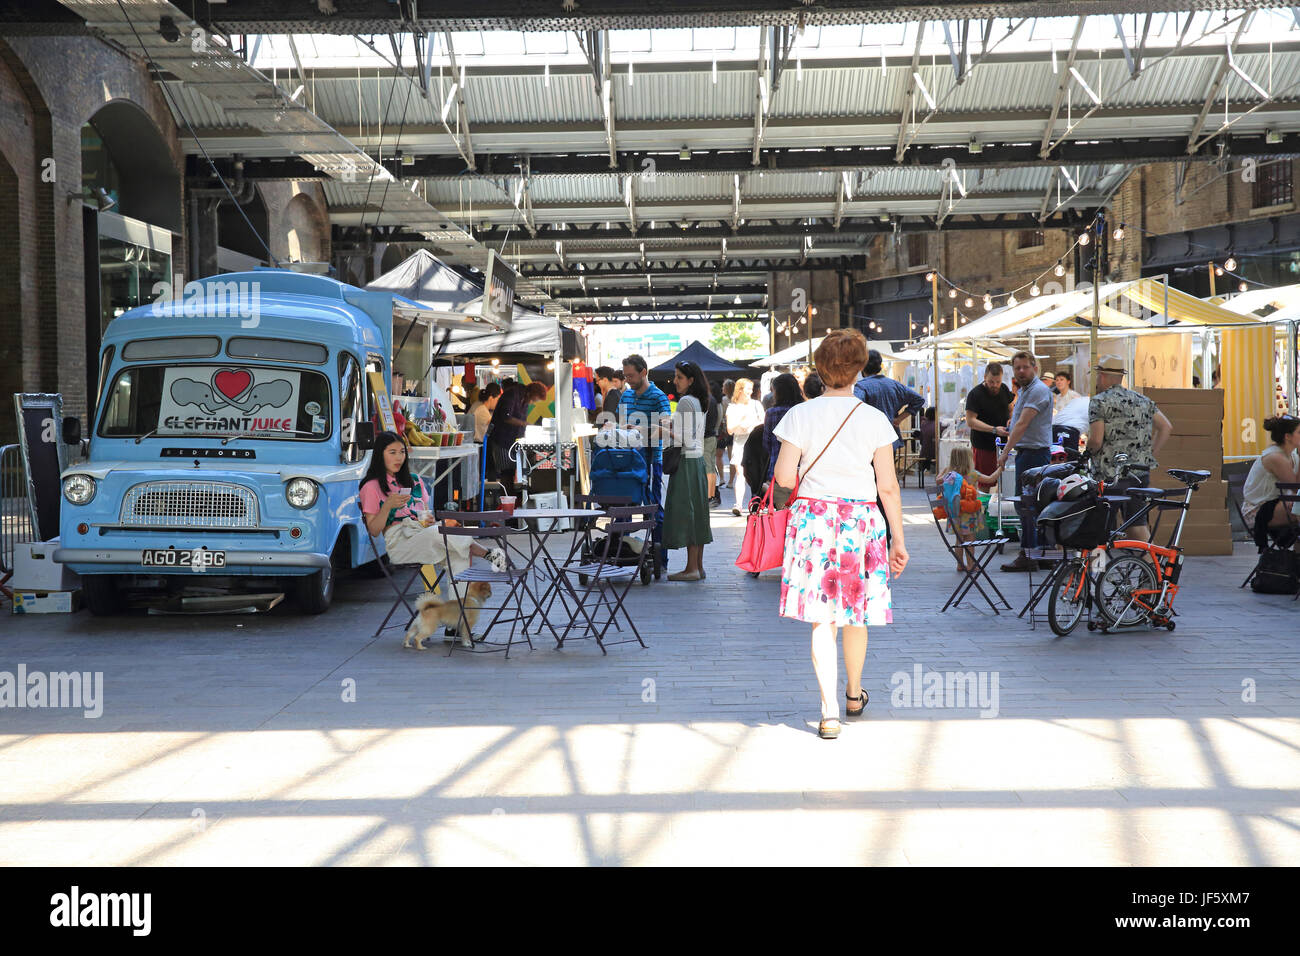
[[405, 420, 435, 446]]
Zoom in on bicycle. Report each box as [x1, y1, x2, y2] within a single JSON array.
[[1041, 455, 1211, 636]]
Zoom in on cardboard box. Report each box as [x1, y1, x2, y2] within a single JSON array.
[[12, 590, 82, 614], [1143, 387, 1225, 411], [1178, 529, 1234, 556], [12, 540, 79, 592], [1160, 435, 1223, 457]]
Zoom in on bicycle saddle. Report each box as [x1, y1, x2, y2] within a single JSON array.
[[1166, 468, 1211, 486], [1123, 487, 1167, 499]]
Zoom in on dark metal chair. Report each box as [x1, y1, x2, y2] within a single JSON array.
[[928, 492, 1011, 614], [364, 521, 444, 642], [434, 510, 543, 658], [1228, 476, 1299, 590], [554, 508, 654, 653]]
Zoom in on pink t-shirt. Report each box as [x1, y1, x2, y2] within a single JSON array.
[[360, 475, 429, 526]]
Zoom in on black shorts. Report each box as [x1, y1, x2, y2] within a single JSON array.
[[1110, 470, 1151, 523]]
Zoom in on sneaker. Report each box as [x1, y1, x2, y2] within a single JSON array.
[[485, 547, 508, 573], [1000, 551, 1037, 573]]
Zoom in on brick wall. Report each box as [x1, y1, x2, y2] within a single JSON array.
[[258, 182, 331, 265], [853, 157, 1300, 312], [0, 36, 184, 428]]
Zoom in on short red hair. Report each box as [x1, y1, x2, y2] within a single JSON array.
[[814, 329, 869, 389]]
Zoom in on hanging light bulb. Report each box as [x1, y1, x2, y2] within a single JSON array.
[[1054, 262, 1066, 277], [1007, 293, 1018, 307], [1214, 266, 1224, 277], [1113, 226, 1125, 241], [1238, 281, 1248, 292], [1078, 232, 1091, 246], [925, 272, 935, 282], [983, 296, 993, 312], [948, 287, 957, 299], [621, 297, 630, 306], [1225, 256, 1238, 271], [964, 297, 974, 309], [960, 316, 968, 324], [734, 295, 742, 304], [1030, 283, 1041, 297]]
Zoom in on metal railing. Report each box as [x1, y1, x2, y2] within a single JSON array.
[[1, 443, 36, 601]]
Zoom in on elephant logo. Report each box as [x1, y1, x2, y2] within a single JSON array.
[[170, 368, 294, 416]]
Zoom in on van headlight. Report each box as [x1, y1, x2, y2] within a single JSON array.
[[62, 474, 96, 505], [285, 478, 319, 509]]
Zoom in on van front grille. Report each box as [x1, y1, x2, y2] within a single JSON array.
[[120, 481, 259, 529]]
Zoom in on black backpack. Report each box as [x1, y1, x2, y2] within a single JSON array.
[[1251, 550, 1300, 595]]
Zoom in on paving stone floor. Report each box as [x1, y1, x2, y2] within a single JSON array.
[[2, 487, 1298, 865]]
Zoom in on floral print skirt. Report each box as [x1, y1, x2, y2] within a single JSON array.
[[780, 497, 892, 627]]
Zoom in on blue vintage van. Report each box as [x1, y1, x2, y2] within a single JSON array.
[[55, 269, 428, 615]]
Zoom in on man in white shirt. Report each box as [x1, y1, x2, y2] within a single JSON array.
[[468, 382, 501, 442]]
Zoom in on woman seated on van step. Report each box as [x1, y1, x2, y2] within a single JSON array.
[[360, 431, 508, 576]]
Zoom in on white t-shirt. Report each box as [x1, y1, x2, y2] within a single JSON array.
[[471, 402, 492, 441], [772, 395, 897, 501]]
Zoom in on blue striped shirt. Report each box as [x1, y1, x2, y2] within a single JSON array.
[[618, 383, 672, 463]]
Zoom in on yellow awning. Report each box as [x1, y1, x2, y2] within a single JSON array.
[[1122, 278, 1262, 326]]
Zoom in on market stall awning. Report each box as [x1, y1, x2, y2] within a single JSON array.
[[651, 341, 750, 376], [1212, 283, 1300, 317], [1122, 278, 1263, 327]]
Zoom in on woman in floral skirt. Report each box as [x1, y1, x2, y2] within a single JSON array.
[[771, 329, 908, 739]]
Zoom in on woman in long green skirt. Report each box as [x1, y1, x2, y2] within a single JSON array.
[[663, 361, 714, 581]]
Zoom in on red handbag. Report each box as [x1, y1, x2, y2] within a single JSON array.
[[735, 404, 861, 573]]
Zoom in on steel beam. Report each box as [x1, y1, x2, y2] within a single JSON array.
[[180, 1, 1284, 35], [214, 133, 1300, 182], [895, 22, 928, 163], [1040, 16, 1087, 159], [1186, 16, 1254, 154]]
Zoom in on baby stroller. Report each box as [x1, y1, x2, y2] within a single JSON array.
[[587, 445, 663, 584]]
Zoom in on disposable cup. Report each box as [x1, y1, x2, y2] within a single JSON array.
[[500, 496, 517, 516]]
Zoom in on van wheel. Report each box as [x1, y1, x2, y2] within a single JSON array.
[[82, 575, 122, 616], [292, 562, 334, 614]]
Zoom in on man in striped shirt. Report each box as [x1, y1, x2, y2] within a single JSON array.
[[619, 354, 671, 573]]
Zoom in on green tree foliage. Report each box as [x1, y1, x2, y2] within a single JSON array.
[[708, 321, 765, 357]]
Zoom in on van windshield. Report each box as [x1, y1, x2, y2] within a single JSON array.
[[99, 364, 333, 441]]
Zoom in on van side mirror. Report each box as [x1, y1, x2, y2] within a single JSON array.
[[61, 417, 82, 445], [354, 421, 375, 450]]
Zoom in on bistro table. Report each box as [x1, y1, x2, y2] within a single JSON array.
[[504, 507, 604, 642]]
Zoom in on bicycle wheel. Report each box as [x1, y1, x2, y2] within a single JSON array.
[[1094, 553, 1157, 628], [1047, 558, 1088, 636]]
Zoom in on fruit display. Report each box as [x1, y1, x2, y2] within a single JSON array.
[[404, 420, 435, 446]]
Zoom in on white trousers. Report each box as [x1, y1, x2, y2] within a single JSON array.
[[382, 519, 475, 576]]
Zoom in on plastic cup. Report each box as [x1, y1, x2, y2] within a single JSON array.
[[500, 496, 517, 516]]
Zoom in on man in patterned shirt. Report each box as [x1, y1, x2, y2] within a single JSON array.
[[1087, 356, 1174, 542]]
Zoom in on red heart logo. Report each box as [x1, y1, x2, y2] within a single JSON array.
[[213, 369, 253, 402]]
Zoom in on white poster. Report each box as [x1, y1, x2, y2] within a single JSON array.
[[158, 366, 302, 436]]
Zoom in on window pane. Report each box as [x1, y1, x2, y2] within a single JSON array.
[[227, 337, 329, 364], [122, 337, 221, 360]]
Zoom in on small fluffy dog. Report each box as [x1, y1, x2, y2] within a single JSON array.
[[403, 583, 493, 650]]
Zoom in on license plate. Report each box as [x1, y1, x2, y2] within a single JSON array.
[[140, 549, 226, 569]]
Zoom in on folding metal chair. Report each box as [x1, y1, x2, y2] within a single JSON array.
[[365, 524, 444, 641], [928, 493, 1011, 613], [554, 509, 653, 654], [434, 511, 543, 658], [1229, 476, 1299, 590]]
